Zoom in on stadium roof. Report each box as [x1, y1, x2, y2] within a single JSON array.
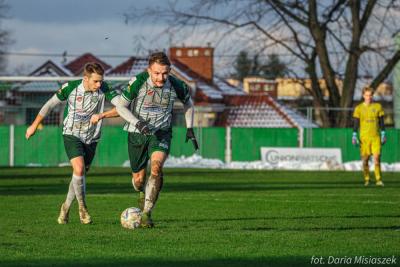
[[216, 94, 318, 128], [107, 57, 147, 76], [64, 53, 112, 75], [29, 60, 72, 77]]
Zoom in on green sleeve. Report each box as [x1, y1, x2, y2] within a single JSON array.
[[101, 82, 118, 101], [169, 75, 190, 104], [121, 72, 149, 101], [56, 80, 81, 101]]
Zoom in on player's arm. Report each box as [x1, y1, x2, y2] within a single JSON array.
[[115, 75, 151, 135], [183, 99, 199, 150], [90, 96, 120, 124], [171, 76, 199, 150], [115, 95, 150, 135], [26, 94, 62, 139], [351, 118, 360, 145], [351, 105, 360, 146], [379, 115, 386, 144]]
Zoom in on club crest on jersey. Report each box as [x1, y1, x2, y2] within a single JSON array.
[[76, 96, 83, 102], [147, 90, 154, 96], [91, 96, 99, 103]]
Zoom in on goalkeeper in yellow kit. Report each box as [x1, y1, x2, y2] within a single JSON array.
[[352, 86, 386, 186]]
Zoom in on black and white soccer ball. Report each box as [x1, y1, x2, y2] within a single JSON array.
[[120, 207, 142, 229]]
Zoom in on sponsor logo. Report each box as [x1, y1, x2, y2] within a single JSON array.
[[143, 105, 165, 112], [74, 113, 91, 121], [261, 148, 342, 166]]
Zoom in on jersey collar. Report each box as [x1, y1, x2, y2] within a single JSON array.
[[147, 76, 171, 89]]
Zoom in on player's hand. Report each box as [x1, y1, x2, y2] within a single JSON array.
[[25, 125, 37, 140], [381, 131, 386, 145], [185, 128, 199, 150], [352, 132, 359, 146], [136, 120, 151, 135], [90, 114, 103, 124]]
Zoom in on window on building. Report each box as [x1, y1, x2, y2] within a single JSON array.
[[176, 49, 182, 56], [187, 50, 193, 57]]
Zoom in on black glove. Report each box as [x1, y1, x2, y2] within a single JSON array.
[[185, 128, 199, 150], [135, 120, 151, 135]]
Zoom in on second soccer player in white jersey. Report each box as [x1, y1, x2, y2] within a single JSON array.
[[26, 62, 119, 224]]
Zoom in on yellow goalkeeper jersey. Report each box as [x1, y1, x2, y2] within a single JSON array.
[[353, 102, 384, 138]]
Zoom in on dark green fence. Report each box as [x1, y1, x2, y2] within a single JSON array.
[[1, 126, 399, 166], [304, 128, 400, 163], [0, 126, 10, 166], [231, 128, 298, 161]]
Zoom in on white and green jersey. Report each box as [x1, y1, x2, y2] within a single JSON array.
[[121, 72, 191, 133], [56, 80, 118, 144]]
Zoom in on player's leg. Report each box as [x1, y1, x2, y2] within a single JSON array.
[[360, 138, 371, 186], [70, 156, 92, 224], [58, 135, 83, 224], [141, 151, 167, 228], [132, 169, 146, 210], [72, 141, 98, 224], [141, 130, 171, 228], [128, 132, 149, 211], [371, 137, 383, 186], [58, 180, 74, 224]]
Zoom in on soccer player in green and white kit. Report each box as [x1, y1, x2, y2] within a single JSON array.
[[26, 63, 119, 224], [116, 52, 198, 228]]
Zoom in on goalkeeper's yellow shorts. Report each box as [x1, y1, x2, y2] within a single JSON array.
[[360, 136, 381, 156]]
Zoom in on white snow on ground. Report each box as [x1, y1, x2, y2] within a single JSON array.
[[160, 154, 400, 172], [42, 155, 398, 171]]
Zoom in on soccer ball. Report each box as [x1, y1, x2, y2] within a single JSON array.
[[120, 207, 142, 229]]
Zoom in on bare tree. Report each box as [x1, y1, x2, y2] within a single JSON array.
[[0, 0, 12, 74], [125, 0, 400, 126]]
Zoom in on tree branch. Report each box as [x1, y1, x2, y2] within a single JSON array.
[[370, 50, 400, 89]]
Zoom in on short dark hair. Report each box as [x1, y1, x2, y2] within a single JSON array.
[[83, 62, 104, 76], [148, 52, 171, 67]]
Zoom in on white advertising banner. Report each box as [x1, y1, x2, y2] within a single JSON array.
[[261, 147, 342, 169]]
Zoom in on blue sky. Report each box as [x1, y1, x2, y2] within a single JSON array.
[[3, 0, 199, 74]]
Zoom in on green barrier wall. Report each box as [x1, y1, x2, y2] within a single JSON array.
[[0, 126, 10, 166], [1, 126, 399, 166], [304, 128, 400, 163], [231, 128, 298, 161], [13, 126, 67, 166]]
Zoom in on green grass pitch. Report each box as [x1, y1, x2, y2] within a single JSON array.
[[0, 167, 399, 267]]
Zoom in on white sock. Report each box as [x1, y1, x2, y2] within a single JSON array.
[[64, 180, 75, 210], [72, 174, 86, 207], [143, 175, 162, 213]]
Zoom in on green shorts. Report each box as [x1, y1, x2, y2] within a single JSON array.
[[63, 135, 98, 167], [127, 130, 172, 173]]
